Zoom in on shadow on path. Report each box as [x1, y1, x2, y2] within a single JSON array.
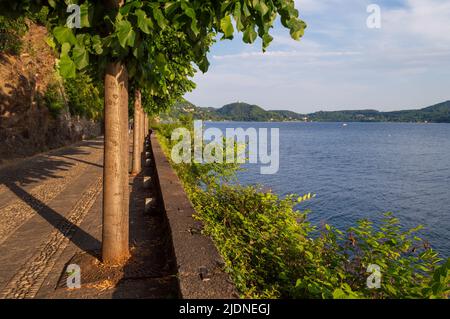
[[0, 139, 104, 257], [4, 181, 101, 258], [0, 140, 103, 186], [111, 155, 179, 298], [55, 155, 103, 169]]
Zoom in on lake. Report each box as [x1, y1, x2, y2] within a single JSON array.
[[207, 121, 450, 258]]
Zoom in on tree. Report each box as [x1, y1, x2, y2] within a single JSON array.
[[3, 0, 306, 264], [103, 61, 129, 263], [132, 89, 142, 175]]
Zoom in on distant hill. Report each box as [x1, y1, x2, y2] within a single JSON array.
[[216, 103, 271, 121], [162, 99, 221, 120], [162, 100, 450, 123], [163, 101, 307, 122], [214, 102, 306, 121], [307, 101, 450, 123]]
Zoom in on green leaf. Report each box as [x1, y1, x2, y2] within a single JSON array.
[[60, 42, 71, 57], [289, 19, 306, 40], [132, 42, 145, 59], [332, 288, 348, 299], [80, 3, 93, 28], [187, 10, 199, 35], [116, 20, 136, 48], [233, 2, 244, 31], [164, 2, 180, 16], [242, 2, 251, 17], [181, 3, 199, 36], [58, 55, 76, 78], [198, 56, 210, 73], [155, 53, 166, 67], [220, 15, 234, 39], [152, 7, 167, 29], [243, 25, 257, 44], [72, 44, 89, 70], [45, 37, 56, 50], [136, 9, 154, 34], [255, 2, 269, 17], [262, 33, 273, 50], [53, 26, 77, 46], [120, 1, 142, 15], [91, 35, 103, 55]]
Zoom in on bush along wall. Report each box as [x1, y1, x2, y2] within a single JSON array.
[[154, 119, 449, 299]]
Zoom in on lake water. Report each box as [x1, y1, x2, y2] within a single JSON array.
[[207, 122, 450, 258]]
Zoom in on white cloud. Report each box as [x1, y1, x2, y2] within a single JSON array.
[[294, 0, 334, 13], [383, 0, 450, 45], [213, 50, 361, 60]]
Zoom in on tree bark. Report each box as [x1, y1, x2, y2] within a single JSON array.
[[131, 89, 142, 175], [119, 66, 129, 259], [140, 107, 145, 158], [144, 113, 149, 139], [102, 62, 129, 264]]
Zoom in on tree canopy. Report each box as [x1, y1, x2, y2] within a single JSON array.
[[2, 0, 306, 113]]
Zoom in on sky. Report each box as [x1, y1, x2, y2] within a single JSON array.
[[184, 0, 450, 113]]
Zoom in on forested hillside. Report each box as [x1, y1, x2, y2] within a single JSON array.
[[163, 100, 450, 123], [162, 100, 306, 121], [308, 101, 450, 123]]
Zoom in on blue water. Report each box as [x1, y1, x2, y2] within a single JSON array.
[[206, 122, 450, 257]]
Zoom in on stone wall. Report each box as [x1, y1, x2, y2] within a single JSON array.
[[0, 22, 102, 165], [0, 106, 101, 165]]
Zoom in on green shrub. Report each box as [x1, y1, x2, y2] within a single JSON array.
[[291, 213, 449, 299], [154, 118, 240, 190], [42, 73, 103, 120], [0, 16, 27, 55], [192, 184, 314, 298], [154, 120, 449, 299], [64, 74, 103, 121], [30, 7, 49, 26], [44, 82, 65, 117], [191, 184, 449, 299]]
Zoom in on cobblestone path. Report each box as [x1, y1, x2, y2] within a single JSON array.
[[0, 137, 178, 299]]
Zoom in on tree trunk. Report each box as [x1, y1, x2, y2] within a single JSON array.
[[119, 66, 129, 259], [102, 62, 129, 264], [144, 114, 149, 139], [131, 89, 142, 175], [140, 107, 145, 159]]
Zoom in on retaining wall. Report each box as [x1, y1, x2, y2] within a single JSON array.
[[149, 133, 237, 299]]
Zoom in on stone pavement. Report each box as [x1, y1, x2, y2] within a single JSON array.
[[0, 137, 179, 299]]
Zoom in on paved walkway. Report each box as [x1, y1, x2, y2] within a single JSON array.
[[0, 137, 178, 298]]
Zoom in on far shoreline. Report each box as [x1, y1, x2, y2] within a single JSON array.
[[203, 120, 450, 124]]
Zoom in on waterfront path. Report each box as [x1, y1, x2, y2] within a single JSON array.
[[0, 137, 178, 298]]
